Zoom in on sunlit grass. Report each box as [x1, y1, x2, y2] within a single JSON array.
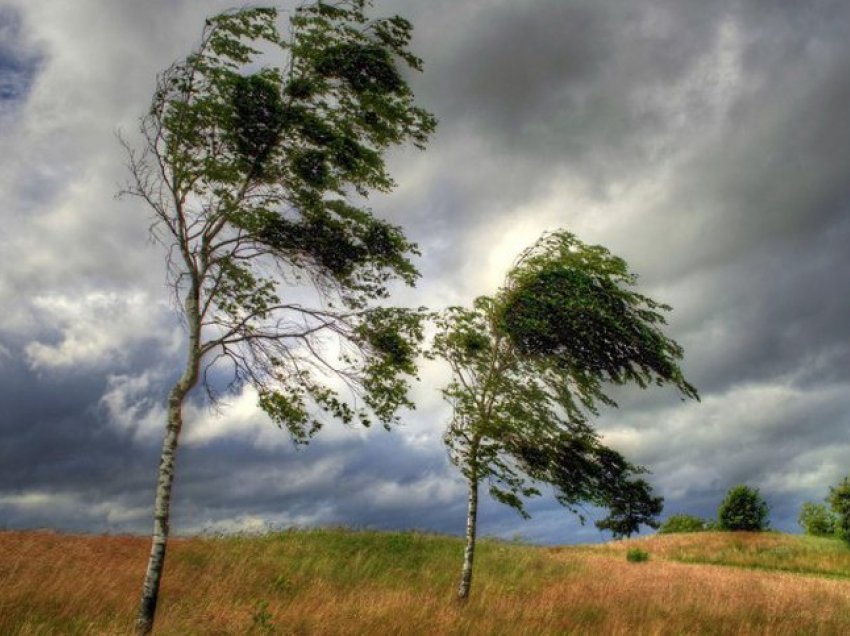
[[2, 528, 850, 634], [594, 531, 850, 578]]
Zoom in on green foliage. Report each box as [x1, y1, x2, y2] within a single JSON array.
[[230, 73, 285, 178], [658, 514, 711, 534], [827, 476, 850, 545], [798, 502, 837, 537], [496, 231, 698, 400], [595, 478, 664, 539], [717, 485, 770, 531], [626, 548, 649, 562], [125, 2, 436, 438], [354, 307, 427, 426]]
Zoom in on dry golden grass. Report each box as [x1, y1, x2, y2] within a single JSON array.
[[2, 528, 850, 634]]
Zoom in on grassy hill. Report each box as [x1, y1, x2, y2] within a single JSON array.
[[2, 528, 850, 634]]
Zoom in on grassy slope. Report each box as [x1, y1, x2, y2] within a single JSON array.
[[2, 529, 850, 635]]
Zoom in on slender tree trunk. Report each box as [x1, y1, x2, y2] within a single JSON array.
[[457, 473, 479, 600], [135, 289, 201, 635], [457, 440, 480, 600]]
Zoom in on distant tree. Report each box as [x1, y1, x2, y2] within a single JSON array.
[[798, 502, 837, 537], [658, 513, 710, 534], [120, 4, 435, 633], [827, 476, 850, 545], [595, 476, 664, 539], [431, 230, 698, 600], [717, 485, 770, 531]]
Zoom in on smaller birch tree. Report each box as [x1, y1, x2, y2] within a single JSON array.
[[121, 3, 435, 633], [432, 230, 697, 600]]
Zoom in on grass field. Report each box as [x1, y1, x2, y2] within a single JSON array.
[[2, 528, 850, 634]]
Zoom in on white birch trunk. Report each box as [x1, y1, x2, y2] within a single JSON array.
[[457, 473, 479, 600], [457, 440, 480, 600], [135, 289, 201, 635]]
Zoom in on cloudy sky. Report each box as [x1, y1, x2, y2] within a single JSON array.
[[1, 0, 849, 544]]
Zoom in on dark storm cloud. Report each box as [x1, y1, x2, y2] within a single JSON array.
[[667, 223, 850, 395], [0, 344, 158, 530], [389, 0, 733, 206], [0, 347, 495, 539], [0, 7, 42, 104], [370, 0, 749, 291], [169, 431, 600, 542], [172, 432, 463, 532], [428, 1, 718, 147]]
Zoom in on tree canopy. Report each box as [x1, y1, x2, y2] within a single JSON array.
[[717, 485, 770, 531], [123, 2, 436, 437], [496, 231, 698, 399], [798, 502, 836, 537], [594, 476, 664, 539]]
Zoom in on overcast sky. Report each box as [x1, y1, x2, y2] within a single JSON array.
[[1, 0, 849, 544]]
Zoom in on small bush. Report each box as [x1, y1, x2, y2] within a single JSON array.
[[717, 485, 770, 531], [251, 599, 274, 633], [658, 514, 709, 534], [626, 548, 649, 562]]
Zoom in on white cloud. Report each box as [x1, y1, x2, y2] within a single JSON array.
[[24, 291, 179, 370], [183, 507, 337, 536], [0, 490, 66, 510], [100, 370, 169, 442], [0, 489, 148, 527], [761, 445, 850, 496], [367, 472, 464, 511]]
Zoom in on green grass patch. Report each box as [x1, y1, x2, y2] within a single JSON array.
[[626, 548, 649, 562], [663, 532, 850, 578]]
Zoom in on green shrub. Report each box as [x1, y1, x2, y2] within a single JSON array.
[[717, 485, 770, 531], [658, 514, 709, 534], [626, 548, 649, 562], [828, 477, 850, 546], [798, 502, 837, 536], [251, 599, 274, 633]]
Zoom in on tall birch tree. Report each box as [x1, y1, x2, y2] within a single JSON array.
[[120, 3, 435, 633], [431, 231, 698, 600]]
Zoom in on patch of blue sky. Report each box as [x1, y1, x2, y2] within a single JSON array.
[[0, 7, 43, 105]]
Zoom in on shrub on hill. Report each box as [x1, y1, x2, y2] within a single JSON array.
[[626, 548, 649, 562], [828, 477, 850, 546], [717, 485, 770, 531], [658, 514, 711, 534], [798, 502, 837, 537]]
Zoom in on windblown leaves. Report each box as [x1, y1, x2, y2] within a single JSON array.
[[129, 2, 435, 439], [497, 231, 698, 400]]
